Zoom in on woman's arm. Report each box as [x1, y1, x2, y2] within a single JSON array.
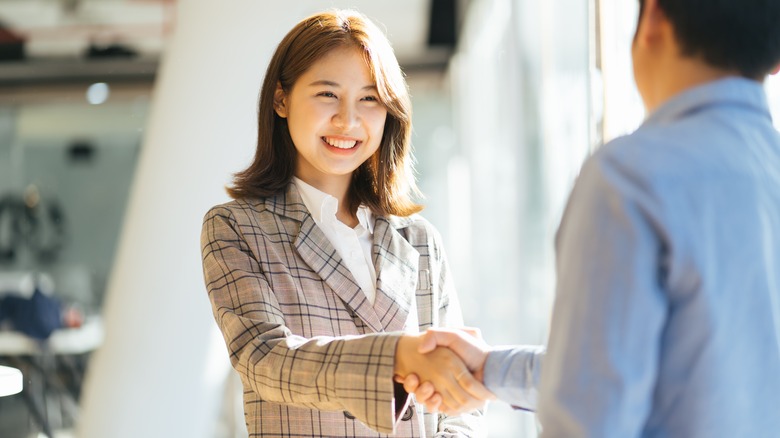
[[203, 206, 485, 434], [202, 206, 403, 433]]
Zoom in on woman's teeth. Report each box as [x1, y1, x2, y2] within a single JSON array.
[[324, 137, 358, 149]]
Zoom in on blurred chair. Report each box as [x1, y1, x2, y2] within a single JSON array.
[[0, 314, 103, 437]]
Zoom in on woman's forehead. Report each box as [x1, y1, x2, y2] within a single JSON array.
[[296, 46, 375, 85]]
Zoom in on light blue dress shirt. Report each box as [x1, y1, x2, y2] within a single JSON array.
[[484, 78, 780, 437]]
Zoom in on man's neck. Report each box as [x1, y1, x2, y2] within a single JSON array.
[[644, 56, 742, 113]]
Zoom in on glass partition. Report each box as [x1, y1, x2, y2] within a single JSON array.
[[0, 81, 150, 310]]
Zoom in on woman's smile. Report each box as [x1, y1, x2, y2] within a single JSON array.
[[322, 136, 360, 150]]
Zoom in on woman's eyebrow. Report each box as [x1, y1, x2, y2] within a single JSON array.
[[308, 80, 340, 87], [308, 80, 377, 90]]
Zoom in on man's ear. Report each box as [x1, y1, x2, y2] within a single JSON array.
[[274, 82, 288, 118], [634, 0, 669, 49]]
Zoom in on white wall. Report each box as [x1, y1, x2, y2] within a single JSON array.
[[76, 2, 303, 437]]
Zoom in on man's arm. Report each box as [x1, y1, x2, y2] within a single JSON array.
[[483, 344, 545, 410]]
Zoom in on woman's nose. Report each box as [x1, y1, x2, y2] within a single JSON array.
[[332, 102, 359, 130]]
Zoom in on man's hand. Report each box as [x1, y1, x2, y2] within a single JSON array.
[[396, 328, 494, 414], [394, 333, 493, 415], [418, 327, 491, 380]]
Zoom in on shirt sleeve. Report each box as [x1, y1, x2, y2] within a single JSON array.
[[201, 206, 405, 434], [483, 345, 545, 410], [537, 154, 667, 438]]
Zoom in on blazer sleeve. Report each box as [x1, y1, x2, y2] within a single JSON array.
[[427, 226, 487, 436], [201, 206, 405, 434]]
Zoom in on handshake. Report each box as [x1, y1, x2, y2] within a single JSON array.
[[393, 328, 496, 415]]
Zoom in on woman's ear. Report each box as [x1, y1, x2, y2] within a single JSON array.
[[274, 82, 288, 118]]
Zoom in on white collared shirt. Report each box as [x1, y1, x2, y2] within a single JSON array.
[[292, 177, 377, 304]]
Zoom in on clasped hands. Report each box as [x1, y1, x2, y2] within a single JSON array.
[[394, 328, 496, 415]]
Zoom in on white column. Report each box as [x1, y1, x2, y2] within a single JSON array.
[[77, 2, 305, 437]]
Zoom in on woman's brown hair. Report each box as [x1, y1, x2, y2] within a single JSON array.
[[227, 9, 422, 217]]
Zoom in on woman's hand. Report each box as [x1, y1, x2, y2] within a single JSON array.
[[394, 333, 494, 415]]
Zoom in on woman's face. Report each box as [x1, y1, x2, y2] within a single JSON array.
[[276, 45, 388, 189]]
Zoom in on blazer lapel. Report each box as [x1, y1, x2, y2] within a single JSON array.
[[371, 217, 420, 333], [268, 185, 384, 333]]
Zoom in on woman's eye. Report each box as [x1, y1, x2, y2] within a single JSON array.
[[361, 95, 378, 102], [317, 91, 336, 98]]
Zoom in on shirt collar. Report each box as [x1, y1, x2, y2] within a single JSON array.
[[356, 204, 374, 234], [292, 177, 374, 233], [643, 77, 771, 127]]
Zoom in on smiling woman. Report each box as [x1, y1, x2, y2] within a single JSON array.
[[200, 9, 487, 438], [273, 46, 388, 215], [227, 9, 419, 220]]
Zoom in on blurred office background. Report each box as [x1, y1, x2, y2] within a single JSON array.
[[0, 0, 778, 437]]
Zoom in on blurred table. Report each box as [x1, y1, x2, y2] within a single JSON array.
[[0, 365, 23, 396], [0, 316, 103, 436]]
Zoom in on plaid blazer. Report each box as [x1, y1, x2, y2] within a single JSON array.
[[201, 184, 484, 437]]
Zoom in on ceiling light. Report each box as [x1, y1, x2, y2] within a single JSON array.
[[86, 82, 110, 105]]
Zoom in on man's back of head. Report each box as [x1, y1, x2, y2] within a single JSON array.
[[641, 0, 780, 79]]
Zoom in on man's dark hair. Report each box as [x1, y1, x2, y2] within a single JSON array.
[[640, 0, 780, 79]]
